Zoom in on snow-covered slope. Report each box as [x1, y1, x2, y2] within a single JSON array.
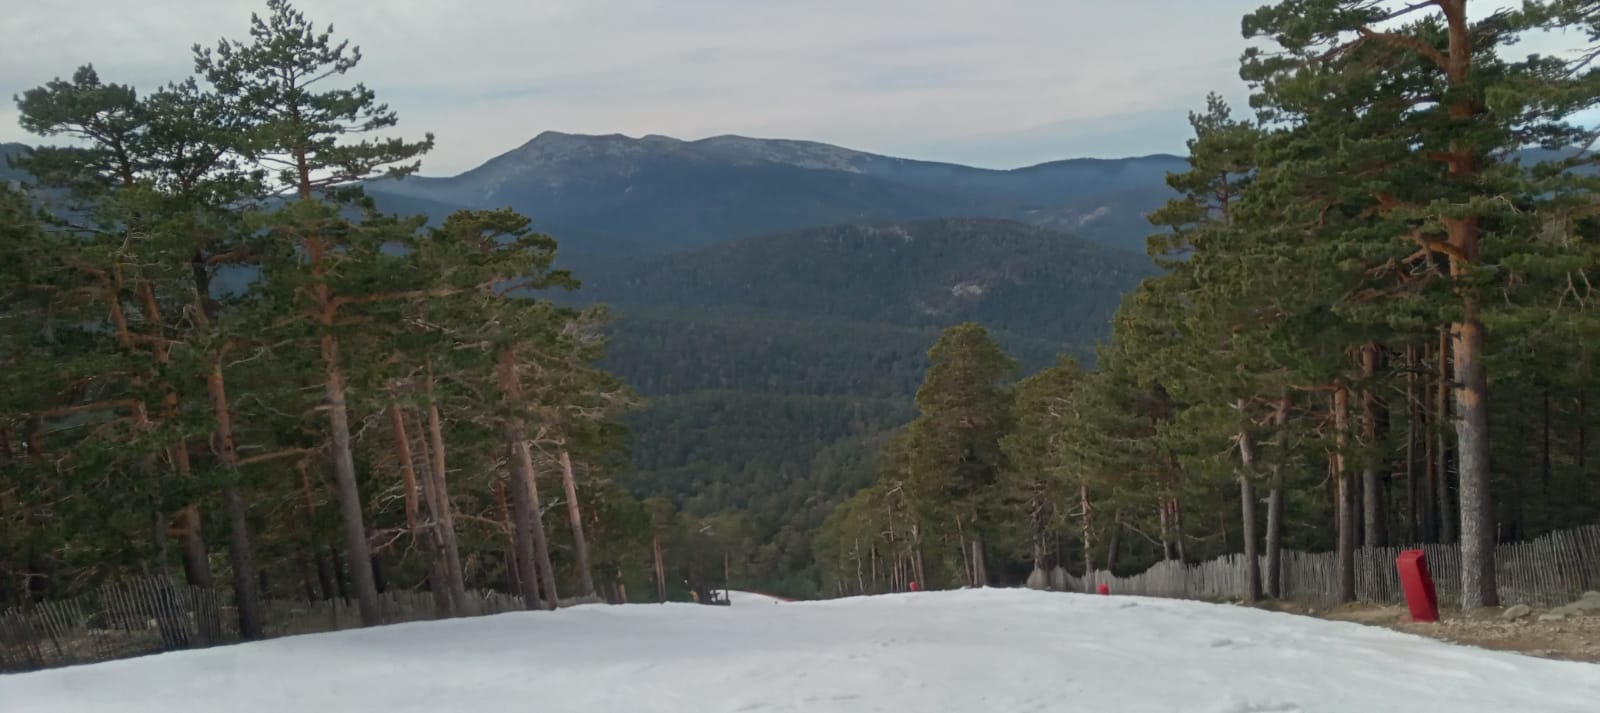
[[3, 589, 1595, 712], [721, 589, 790, 605]]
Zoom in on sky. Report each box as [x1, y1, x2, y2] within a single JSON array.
[[0, 1, 1579, 176]]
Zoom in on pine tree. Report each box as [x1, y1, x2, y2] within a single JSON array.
[[906, 323, 1015, 587], [1240, 0, 1600, 609], [194, 0, 433, 625]]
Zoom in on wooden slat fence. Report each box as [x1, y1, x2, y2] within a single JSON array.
[[2, 582, 540, 674], [1032, 524, 1600, 609]]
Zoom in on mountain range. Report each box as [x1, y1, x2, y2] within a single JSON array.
[[367, 132, 1185, 255]]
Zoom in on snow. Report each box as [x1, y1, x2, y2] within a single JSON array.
[[721, 589, 789, 605], [3, 589, 1596, 712]]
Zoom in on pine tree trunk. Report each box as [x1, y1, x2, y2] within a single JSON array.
[[652, 535, 668, 602], [411, 413, 455, 616], [330, 546, 350, 601], [1436, 329, 1456, 544], [502, 431, 543, 611], [299, 557, 317, 603], [1238, 423, 1261, 603], [1335, 386, 1356, 604], [1438, 0, 1498, 612], [1158, 504, 1174, 561], [315, 553, 336, 601], [178, 506, 212, 589], [423, 370, 468, 613], [497, 350, 560, 609], [390, 403, 449, 616], [558, 449, 597, 597], [513, 437, 559, 608], [1406, 348, 1422, 544], [1361, 344, 1388, 548], [1171, 499, 1187, 563], [911, 521, 928, 589], [1453, 313, 1499, 608], [1266, 395, 1288, 598], [205, 359, 264, 638], [1423, 342, 1438, 542], [1080, 483, 1094, 593], [1578, 390, 1587, 473], [318, 332, 381, 626], [495, 478, 523, 598], [970, 536, 987, 588], [1104, 513, 1121, 576], [1541, 390, 1552, 507]]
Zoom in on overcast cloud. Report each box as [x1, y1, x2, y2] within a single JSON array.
[[0, 1, 1569, 175]]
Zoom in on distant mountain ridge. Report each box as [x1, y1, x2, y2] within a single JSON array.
[[366, 131, 1188, 254]]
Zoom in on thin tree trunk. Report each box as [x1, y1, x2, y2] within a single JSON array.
[[1542, 389, 1552, 506], [502, 434, 543, 611], [558, 449, 596, 597], [423, 367, 468, 613], [177, 507, 212, 590], [318, 331, 380, 626], [1335, 386, 1356, 604], [1238, 420, 1261, 603], [653, 535, 668, 602], [1422, 342, 1438, 543], [390, 403, 448, 616], [411, 412, 454, 616], [495, 479, 522, 597], [330, 546, 349, 601], [1436, 329, 1456, 544], [131, 281, 214, 599], [1361, 344, 1388, 548], [513, 437, 559, 608], [1266, 395, 1288, 599], [203, 358, 264, 638], [1171, 499, 1187, 563], [1105, 512, 1121, 576], [911, 521, 927, 588], [970, 537, 987, 588], [955, 516, 972, 587], [498, 350, 559, 609], [1080, 483, 1094, 593], [1579, 390, 1587, 473], [298, 461, 335, 601], [1406, 347, 1421, 543]]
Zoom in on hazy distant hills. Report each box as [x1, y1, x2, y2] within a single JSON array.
[[366, 132, 1187, 254]]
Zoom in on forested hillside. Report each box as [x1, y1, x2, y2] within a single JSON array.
[[814, 1, 1600, 612], [578, 219, 1153, 594]]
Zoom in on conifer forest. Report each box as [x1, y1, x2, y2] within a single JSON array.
[[5, 0, 1600, 633]]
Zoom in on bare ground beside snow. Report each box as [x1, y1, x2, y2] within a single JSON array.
[[1257, 600, 1600, 663]]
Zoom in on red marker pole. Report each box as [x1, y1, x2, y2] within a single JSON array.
[[1395, 549, 1439, 622]]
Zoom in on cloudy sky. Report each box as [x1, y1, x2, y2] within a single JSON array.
[[0, 0, 1563, 175]]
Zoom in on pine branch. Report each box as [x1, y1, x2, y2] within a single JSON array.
[[1353, 25, 1449, 71]]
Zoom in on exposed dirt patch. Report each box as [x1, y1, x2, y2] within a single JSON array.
[[1252, 599, 1600, 663]]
